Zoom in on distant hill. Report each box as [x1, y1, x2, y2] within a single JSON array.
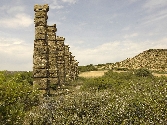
[[106, 49, 167, 71]]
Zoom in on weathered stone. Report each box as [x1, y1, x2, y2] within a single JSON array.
[[34, 45, 48, 54], [34, 40, 47, 46], [33, 4, 79, 96], [34, 18, 47, 27], [35, 12, 47, 18], [34, 4, 49, 12], [33, 69, 48, 78], [33, 4, 49, 96], [33, 78, 49, 89]]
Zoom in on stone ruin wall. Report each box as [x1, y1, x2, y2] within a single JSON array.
[[33, 4, 79, 95]]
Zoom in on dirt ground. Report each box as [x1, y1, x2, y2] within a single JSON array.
[[79, 70, 167, 78], [152, 73, 167, 77], [78, 70, 108, 78]]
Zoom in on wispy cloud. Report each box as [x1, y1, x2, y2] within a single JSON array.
[[0, 36, 33, 71], [0, 5, 25, 13], [0, 4, 32, 28], [47, 0, 77, 9], [141, 8, 167, 25], [122, 26, 130, 31], [143, 0, 167, 11], [0, 13, 33, 28], [49, 1, 64, 9], [0, 0, 166, 70], [71, 37, 167, 65], [7, 6, 25, 14], [128, 0, 140, 4], [124, 33, 138, 39], [62, 0, 77, 4]]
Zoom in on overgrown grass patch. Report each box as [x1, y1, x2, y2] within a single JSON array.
[[0, 69, 167, 124]]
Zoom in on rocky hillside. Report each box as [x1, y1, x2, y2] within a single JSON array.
[[107, 49, 167, 71]]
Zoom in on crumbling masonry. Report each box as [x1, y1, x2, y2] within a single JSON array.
[[33, 4, 79, 95]]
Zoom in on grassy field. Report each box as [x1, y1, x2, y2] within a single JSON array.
[[0, 69, 167, 124]]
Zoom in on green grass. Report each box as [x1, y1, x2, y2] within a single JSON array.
[[0, 69, 167, 124]]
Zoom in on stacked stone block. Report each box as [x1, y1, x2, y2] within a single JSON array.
[[56, 36, 66, 85], [64, 45, 70, 83], [33, 4, 79, 95], [33, 4, 49, 95], [68, 53, 75, 81], [47, 24, 58, 90], [74, 61, 79, 80]]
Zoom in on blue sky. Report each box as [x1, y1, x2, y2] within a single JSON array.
[[0, 0, 167, 71]]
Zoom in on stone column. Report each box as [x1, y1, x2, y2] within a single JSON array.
[[33, 4, 49, 95], [74, 61, 79, 80], [68, 52, 75, 81], [64, 45, 70, 84], [47, 24, 58, 92], [56, 36, 65, 86], [71, 56, 76, 81]]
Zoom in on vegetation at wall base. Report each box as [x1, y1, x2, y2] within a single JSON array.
[[78, 64, 98, 72], [0, 69, 167, 124]]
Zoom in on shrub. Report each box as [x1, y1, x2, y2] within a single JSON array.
[[78, 64, 98, 72], [81, 77, 113, 90], [0, 71, 39, 124], [134, 68, 153, 77], [24, 76, 167, 124]]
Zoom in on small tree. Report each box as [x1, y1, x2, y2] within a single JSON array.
[[134, 68, 152, 77]]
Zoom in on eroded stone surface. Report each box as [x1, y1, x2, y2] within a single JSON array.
[[33, 4, 79, 96]]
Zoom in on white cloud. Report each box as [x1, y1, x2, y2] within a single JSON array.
[[0, 13, 33, 28], [0, 36, 33, 71], [62, 0, 77, 4], [143, 0, 167, 11], [124, 33, 138, 39], [43, 0, 62, 9], [0, 5, 25, 14], [122, 26, 130, 31], [69, 40, 84, 45], [0, 4, 32, 28], [50, 5, 64, 9], [7, 6, 25, 14], [141, 8, 167, 26], [46, 0, 77, 9], [1, 36, 166, 70], [129, 0, 139, 3], [0, 37, 23, 45], [71, 38, 167, 65]]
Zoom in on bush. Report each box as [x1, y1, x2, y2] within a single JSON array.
[[113, 67, 129, 71], [0, 71, 39, 124], [82, 70, 134, 90], [78, 64, 98, 72], [81, 77, 113, 90], [134, 68, 153, 77], [24, 91, 113, 125]]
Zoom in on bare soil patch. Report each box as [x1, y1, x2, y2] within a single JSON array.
[[79, 70, 108, 78], [113, 70, 127, 73], [79, 70, 167, 78], [152, 73, 167, 77]]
